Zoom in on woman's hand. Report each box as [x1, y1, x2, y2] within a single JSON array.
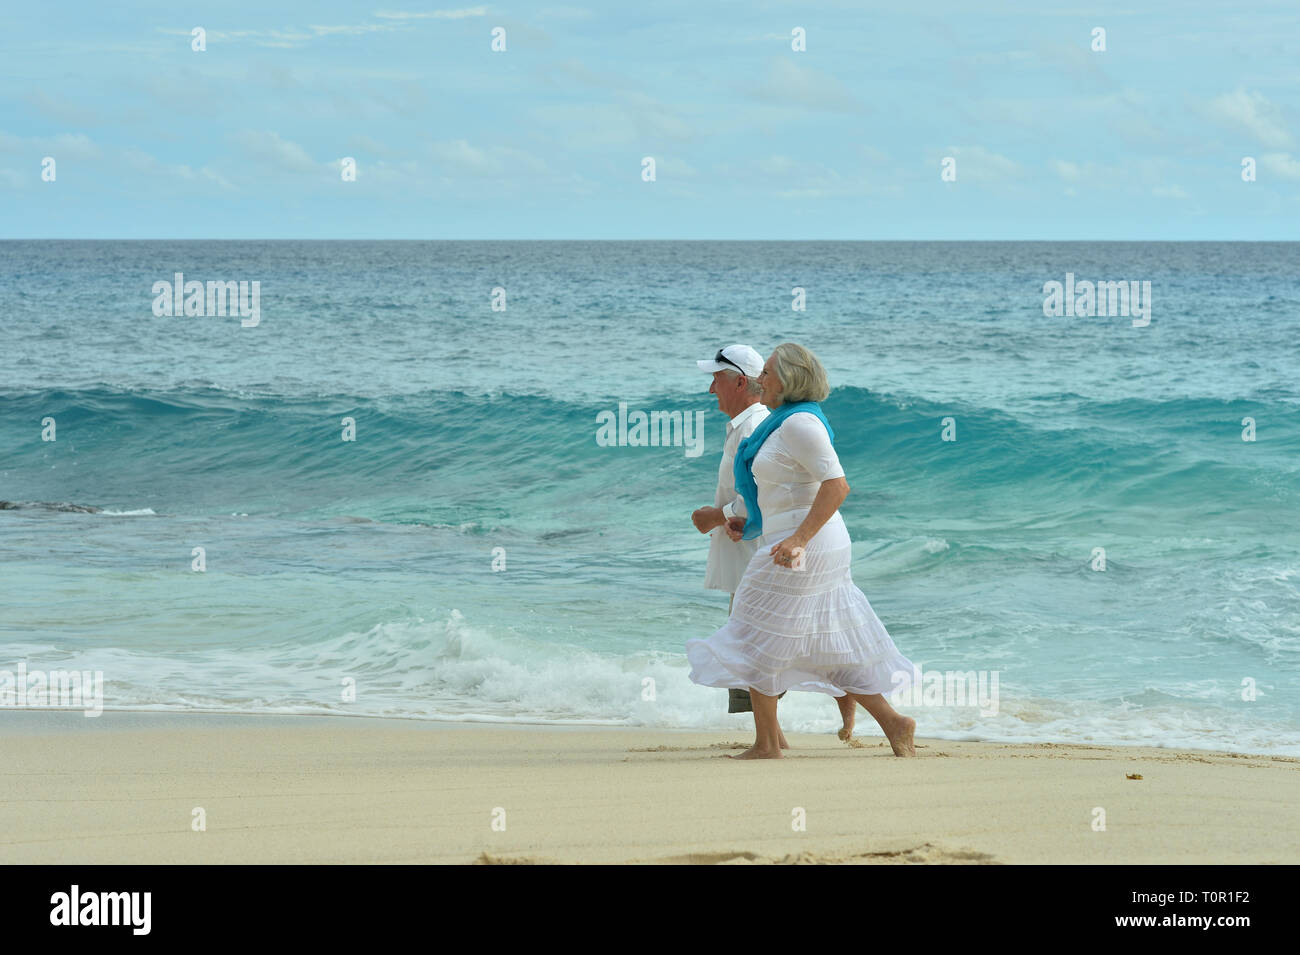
[[770, 535, 808, 569], [724, 516, 746, 541], [777, 478, 848, 564]]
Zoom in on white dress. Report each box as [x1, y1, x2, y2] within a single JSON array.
[[685, 412, 916, 698]]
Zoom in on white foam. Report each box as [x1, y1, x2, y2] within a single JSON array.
[[3, 611, 1297, 756]]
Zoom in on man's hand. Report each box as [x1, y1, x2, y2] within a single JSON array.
[[724, 515, 746, 542], [691, 506, 725, 534]]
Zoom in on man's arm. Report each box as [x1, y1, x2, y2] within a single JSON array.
[[691, 506, 725, 534]]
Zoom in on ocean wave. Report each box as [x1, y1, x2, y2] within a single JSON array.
[[0, 500, 103, 513], [4, 385, 1295, 515], [3, 610, 1296, 755]]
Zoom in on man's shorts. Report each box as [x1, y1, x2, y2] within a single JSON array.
[[728, 687, 786, 713]]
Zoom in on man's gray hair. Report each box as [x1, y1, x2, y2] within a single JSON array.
[[724, 368, 763, 396]]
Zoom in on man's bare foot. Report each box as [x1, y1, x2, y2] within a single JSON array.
[[884, 715, 916, 757], [836, 695, 856, 740], [743, 732, 790, 752], [731, 744, 784, 759]]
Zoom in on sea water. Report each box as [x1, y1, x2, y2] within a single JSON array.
[[1, 240, 1297, 754]]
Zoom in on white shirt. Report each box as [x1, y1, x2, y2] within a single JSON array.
[[725, 411, 845, 541], [704, 401, 769, 592]]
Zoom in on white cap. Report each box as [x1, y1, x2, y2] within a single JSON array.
[[697, 343, 764, 378]]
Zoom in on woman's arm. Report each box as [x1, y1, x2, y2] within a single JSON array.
[[770, 477, 849, 564]]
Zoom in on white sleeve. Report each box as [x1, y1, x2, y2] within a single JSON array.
[[779, 413, 844, 482], [722, 496, 747, 520]]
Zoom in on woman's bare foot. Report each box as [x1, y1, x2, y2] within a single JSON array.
[[731, 744, 784, 759], [836, 694, 856, 740], [779, 729, 790, 749], [884, 715, 916, 757]]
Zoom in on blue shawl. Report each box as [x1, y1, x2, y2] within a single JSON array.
[[733, 401, 835, 541]]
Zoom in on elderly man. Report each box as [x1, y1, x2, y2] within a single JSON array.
[[690, 345, 792, 744]]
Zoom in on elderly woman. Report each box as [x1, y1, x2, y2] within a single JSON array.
[[685, 343, 918, 759]]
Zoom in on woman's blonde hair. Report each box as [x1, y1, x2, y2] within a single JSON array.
[[769, 342, 830, 403]]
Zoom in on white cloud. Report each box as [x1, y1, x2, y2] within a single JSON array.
[[1045, 157, 1197, 197], [23, 91, 100, 127], [201, 167, 236, 189], [307, 24, 400, 36], [742, 154, 897, 200], [530, 92, 693, 147], [122, 147, 235, 189], [541, 58, 630, 91], [961, 50, 1036, 66], [158, 28, 315, 48], [428, 139, 547, 177], [1051, 159, 1083, 181], [52, 133, 102, 159], [757, 155, 799, 176], [374, 7, 488, 19], [0, 131, 101, 161], [429, 139, 497, 174], [1259, 152, 1300, 180], [967, 88, 1173, 148], [530, 104, 636, 147], [937, 145, 1023, 182], [858, 145, 890, 165], [748, 57, 866, 113], [1205, 88, 1292, 147], [617, 91, 693, 142], [347, 135, 393, 157], [157, 20, 418, 48], [232, 130, 320, 174], [537, 7, 594, 19]]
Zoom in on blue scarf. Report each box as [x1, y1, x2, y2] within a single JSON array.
[[733, 401, 835, 541]]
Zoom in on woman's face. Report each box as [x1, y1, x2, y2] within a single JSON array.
[[759, 354, 783, 408]]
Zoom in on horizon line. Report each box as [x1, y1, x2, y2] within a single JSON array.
[[3, 237, 1297, 243]]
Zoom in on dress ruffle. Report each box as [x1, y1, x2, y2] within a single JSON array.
[[686, 514, 915, 698]]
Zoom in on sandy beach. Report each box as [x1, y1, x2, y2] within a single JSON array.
[[1, 710, 1295, 865]]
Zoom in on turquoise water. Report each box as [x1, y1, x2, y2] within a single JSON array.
[[1, 240, 1297, 753]]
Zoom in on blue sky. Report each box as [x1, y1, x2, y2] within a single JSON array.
[[2, 1, 1298, 238]]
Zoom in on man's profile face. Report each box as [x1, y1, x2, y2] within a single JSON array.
[[709, 371, 735, 414]]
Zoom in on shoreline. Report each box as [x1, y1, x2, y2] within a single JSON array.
[[2, 706, 1293, 758], [2, 710, 1296, 864]]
